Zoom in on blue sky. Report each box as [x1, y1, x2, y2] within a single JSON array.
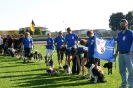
[[0, 0, 133, 32]]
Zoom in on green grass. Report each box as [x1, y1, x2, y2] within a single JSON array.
[[0, 45, 121, 88]]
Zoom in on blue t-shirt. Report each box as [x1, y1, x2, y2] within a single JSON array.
[[54, 36, 65, 49], [22, 37, 33, 48], [88, 36, 95, 58], [65, 33, 78, 48], [46, 38, 54, 50], [77, 46, 88, 55], [117, 29, 133, 52]]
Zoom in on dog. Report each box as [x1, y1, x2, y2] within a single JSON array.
[[103, 61, 113, 75], [45, 56, 54, 67], [7, 48, 19, 58], [63, 64, 72, 75], [46, 67, 60, 76], [84, 62, 107, 83], [33, 50, 43, 61]]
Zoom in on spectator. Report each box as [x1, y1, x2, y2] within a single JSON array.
[[115, 19, 133, 88]]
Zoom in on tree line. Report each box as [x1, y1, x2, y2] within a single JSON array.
[[19, 27, 42, 35], [109, 11, 133, 31]]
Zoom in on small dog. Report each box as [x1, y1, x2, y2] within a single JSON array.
[[33, 50, 43, 61], [45, 56, 54, 67], [84, 62, 107, 83], [46, 67, 60, 76], [63, 64, 72, 75], [103, 62, 113, 75]]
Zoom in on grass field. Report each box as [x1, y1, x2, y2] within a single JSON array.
[[0, 45, 122, 88]]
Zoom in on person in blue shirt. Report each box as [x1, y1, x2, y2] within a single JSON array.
[[87, 30, 100, 66], [44, 33, 54, 66], [79, 39, 89, 78], [22, 32, 33, 62], [62, 27, 78, 66], [71, 46, 88, 74], [115, 19, 133, 88], [54, 31, 65, 69]]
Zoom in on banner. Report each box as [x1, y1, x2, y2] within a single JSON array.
[[93, 34, 115, 62]]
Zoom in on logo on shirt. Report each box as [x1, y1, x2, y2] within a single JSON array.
[[49, 40, 51, 43], [61, 39, 64, 42], [91, 39, 94, 45], [72, 36, 74, 39], [96, 38, 106, 54], [123, 36, 126, 41]]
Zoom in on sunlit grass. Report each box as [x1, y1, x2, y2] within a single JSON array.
[[0, 45, 121, 88]]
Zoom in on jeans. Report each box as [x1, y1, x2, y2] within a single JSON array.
[[118, 52, 133, 88]]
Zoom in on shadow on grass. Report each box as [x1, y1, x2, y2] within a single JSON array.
[[11, 74, 94, 88]]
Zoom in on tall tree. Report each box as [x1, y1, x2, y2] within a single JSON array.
[[19, 28, 25, 34], [34, 27, 42, 35], [109, 12, 125, 31], [125, 11, 133, 30]]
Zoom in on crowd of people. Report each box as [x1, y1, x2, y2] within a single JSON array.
[[0, 19, 133, 88]]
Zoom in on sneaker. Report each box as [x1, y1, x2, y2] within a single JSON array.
[[80, 75, 86, 79]]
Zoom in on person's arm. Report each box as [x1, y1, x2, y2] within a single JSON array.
[[114, 37, 119, 58]]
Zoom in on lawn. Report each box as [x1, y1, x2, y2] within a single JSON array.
[[0, 45, 122, 88]]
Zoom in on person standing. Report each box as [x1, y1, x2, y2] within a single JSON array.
[[63, 27, 78, 66], [0, 35, 4, 54], [54, 31, 65, 69], [22, 32, 33, 62], [44, 33, 54, 67], [115, 19, 133, 88]]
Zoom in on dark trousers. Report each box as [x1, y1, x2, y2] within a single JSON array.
[[72, 56, 80, 74], [24, 48, 31, 58], [57, 49, 64, 61]]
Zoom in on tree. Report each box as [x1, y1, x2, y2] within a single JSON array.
[[29, 29, 34, 35], [125, 11, 133, 30], [34, 27, 42, 35], [109, 12, 125, 31], [19, 28, 25, 34]]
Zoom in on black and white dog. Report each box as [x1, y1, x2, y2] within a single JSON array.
[[63, 64, 72, 75], [103, 61, 113, 75], [8, 48, 19, 58], [84, 62, 107, 83], [33, 50, 43, 61], [46, 67, 60, 76], [45, 56, 54, 67]]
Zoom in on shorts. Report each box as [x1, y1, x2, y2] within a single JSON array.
[[46, 49, 54, 56], [66, 47, 72, 56], [84, 52, 87, 58]]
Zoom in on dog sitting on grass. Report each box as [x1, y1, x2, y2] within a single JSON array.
[[84, 62, 107, 83], [63, 64, 72, 75]]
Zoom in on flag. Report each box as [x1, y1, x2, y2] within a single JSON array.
[[93, 34, 115, 62], [30, 20, 35, 32]]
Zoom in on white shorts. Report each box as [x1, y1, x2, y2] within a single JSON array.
[[46, 49, 54, 56]]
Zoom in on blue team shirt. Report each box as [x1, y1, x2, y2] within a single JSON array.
[[77, 46, 88, 55], [22, 37, 33, 48], [54, 36, 65, 49], [117, 29, 133, 52], [46, 38, 54, 50], [88, 36, 95, 58], [65, 33, 78, 48]]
